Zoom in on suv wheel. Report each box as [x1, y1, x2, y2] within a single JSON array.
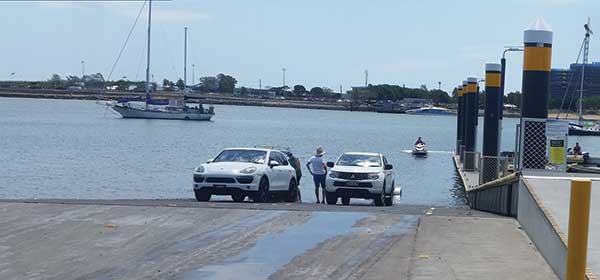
[[325, 191, 338, 205], [194, 190, 211, 202], [232, 193, 246, 202], [285, 179, 298, 202], [252, 177, 270, 203], [341, 196, 350, 205], [373, 190, 384, 206]]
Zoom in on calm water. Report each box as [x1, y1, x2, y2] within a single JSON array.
[[1, 97, 598, 206]]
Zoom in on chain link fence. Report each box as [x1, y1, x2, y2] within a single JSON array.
[[479, 155, 512, 184], [519, 118, 547, 170]]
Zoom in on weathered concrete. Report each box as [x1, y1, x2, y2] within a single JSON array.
[[522, 172, 600, 280], [0, 201, 557, 280]]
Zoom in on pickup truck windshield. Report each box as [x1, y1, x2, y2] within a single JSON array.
[[214, 150, 267, 163], [336, 154, 381, 167]]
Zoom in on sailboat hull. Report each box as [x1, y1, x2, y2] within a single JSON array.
[[569, 126, 600, 136], [111, 105, 213, 121]]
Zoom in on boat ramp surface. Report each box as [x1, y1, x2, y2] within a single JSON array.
[[0, 199, 556, 280]]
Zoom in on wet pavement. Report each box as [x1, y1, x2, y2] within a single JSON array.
[[0, 200, 557, 280]]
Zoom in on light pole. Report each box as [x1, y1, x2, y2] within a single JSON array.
[[282, 68, 286, 88], [501, 47, 524, 118], [192, 64, 195, 86]]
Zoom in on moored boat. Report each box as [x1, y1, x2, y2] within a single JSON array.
[[405, 106, 454, 115]]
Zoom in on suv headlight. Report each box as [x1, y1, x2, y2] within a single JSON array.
[[240, 166, 257, 174], [368, 173, 381, 180], [329, 171, 340, 178], [194, 166, 205, 173]]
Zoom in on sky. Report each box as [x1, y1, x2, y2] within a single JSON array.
[[0, 0, 598, 94]]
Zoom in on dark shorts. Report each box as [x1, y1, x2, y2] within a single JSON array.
[[312, 174, 326, 189]]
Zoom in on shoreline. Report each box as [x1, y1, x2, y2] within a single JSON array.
[[2, 88, 598, 120]]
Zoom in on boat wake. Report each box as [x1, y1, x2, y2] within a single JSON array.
[[401, 150, 453, 154]]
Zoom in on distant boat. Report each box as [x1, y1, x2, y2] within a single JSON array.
[[569, 122, 600, 136], [109, 0, 214, 121], [405, 106, 454, 115], [111, 100, 214, 121]]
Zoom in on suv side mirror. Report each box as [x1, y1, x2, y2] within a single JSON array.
[[269, 160, 281, 168], [206, 158, 214, 164], [326, 162, 335, 168], [384, 164, 393, 170]]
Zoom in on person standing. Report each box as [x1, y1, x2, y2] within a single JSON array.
[[285, 151, 302, 202], [573, 142, 583, 155], [306, 147, 327, 203]]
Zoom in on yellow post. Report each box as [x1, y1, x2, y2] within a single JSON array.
[[566, 179, 592, 280]]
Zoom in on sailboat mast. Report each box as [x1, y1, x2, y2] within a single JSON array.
[[145, 0, 152, 109], [579, 34, 589, 124]]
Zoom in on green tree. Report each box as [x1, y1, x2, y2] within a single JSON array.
[[175, 78, 185, 90], [49, 74, 65, 89], [162, 79, 175, 88], [199, 76, 219, 92], [309, 87, 324, 96], [293, 84, 306, 95], [504, 91, 522, 107], [217, 73, 237, 93]]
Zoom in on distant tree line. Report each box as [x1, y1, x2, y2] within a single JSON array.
[[353, 84, 451, 104]]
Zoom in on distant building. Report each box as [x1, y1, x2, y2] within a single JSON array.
[[234, 87, 277, 97], [550, 62, 600, 98]]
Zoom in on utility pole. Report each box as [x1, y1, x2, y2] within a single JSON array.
[[184, 27, 188, 89], [282, 68, 286, 88]]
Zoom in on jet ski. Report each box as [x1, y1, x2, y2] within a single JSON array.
[[412, 143, 428, 156]]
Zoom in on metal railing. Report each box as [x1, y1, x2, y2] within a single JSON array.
[[479, 155, 513, 184]]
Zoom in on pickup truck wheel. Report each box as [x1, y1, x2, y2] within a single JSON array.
[[252, 177, 270, 203], [325, 191, 338, 205], [285, 179, 298, 202], [373, 191, 384, 206], [384, 182, 394, 206], [341, 196, 350, 205], [194, 190, 211, 202], [231, 193, 246, 202]]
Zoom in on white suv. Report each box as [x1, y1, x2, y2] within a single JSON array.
[[193, 148, 298, 202], [325, 152, 395, 206]]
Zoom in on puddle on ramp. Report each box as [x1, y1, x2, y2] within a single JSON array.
[[181, 211, 367, 280]]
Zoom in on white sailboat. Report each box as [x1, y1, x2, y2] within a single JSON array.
[[111, 0, 214, 121], [556, 18, 600, 135]]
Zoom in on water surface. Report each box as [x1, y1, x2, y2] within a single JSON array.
[[2, 97, 596, 205]]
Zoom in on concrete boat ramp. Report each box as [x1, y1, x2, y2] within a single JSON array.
[[0, 200, 556, 280]]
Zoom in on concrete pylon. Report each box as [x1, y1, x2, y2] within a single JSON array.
[[521, 18, 553, 169], [482, 63, 502, 182]]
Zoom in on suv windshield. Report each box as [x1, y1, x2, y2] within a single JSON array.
[[213, 149, 267, 164], [336, 154, 381, 167]]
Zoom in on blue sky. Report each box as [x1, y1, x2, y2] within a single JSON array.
[[0, 0, 598, 93]]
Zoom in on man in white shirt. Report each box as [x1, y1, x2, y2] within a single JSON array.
[[306, 147, 327, 203]]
